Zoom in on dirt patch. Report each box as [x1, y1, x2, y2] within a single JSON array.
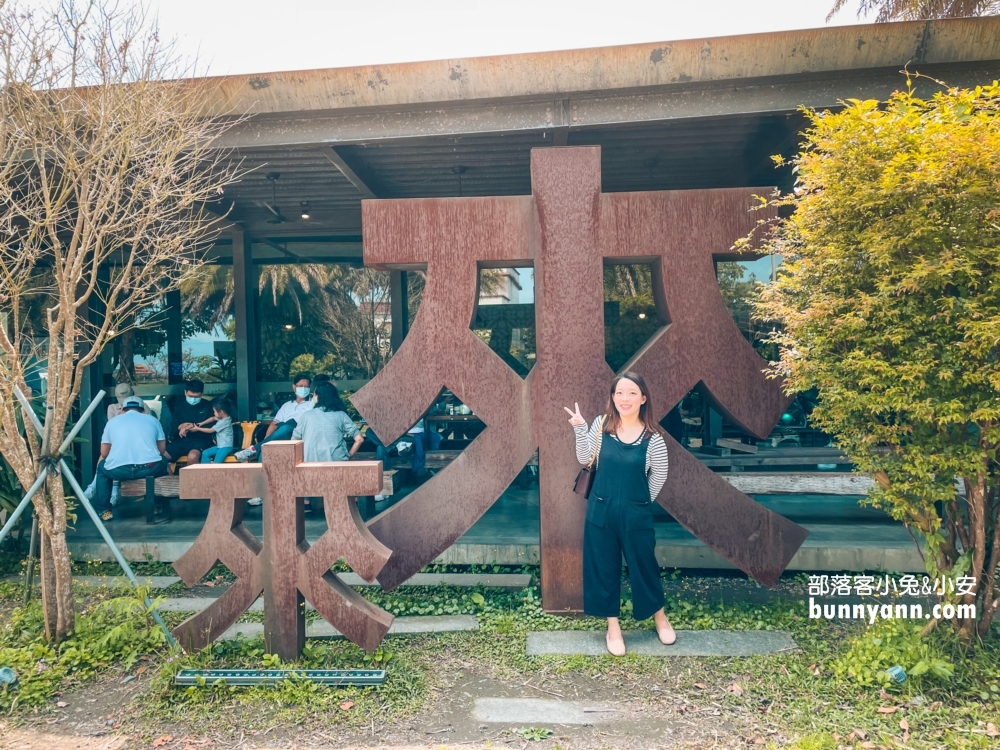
[[6, 658, 771, 750]]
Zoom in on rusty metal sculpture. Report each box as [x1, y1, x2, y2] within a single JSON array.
[[354, 146, 809, 612], [172, 441, 391, 659]]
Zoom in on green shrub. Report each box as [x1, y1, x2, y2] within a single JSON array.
[[831, 617, 954, 687], [0, 587, 171, 710]]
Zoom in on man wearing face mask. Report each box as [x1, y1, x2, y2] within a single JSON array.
[[165, 379, 216, 466], [234, 373, 314, 464]]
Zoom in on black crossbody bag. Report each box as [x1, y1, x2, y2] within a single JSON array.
[[573, 416, 605, 497]]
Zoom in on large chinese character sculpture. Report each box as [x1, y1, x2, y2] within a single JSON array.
[[172, 441, 392, 659], [353, 146, 810, 612]]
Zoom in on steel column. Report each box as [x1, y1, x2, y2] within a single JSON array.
[[389, 271, 408, 353], [233, 228, 259, 420], [165, 290, 183, 385]]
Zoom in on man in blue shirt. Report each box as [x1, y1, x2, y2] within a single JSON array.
[[94, 396, 170, 521]]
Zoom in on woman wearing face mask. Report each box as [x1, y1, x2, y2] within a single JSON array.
[[292, 382, 363, 462], [565, 371, 674, 656]]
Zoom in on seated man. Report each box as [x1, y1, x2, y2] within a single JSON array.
[[165, 379, 215, 465], [235, 373, 313, 462], [94, 396, 170, 521], [107, 382, 148, 419]]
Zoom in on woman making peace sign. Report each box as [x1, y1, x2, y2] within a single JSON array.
[[565, 371, 675, 656]]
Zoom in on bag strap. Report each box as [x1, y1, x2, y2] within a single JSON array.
[[588, 416, 605, 468]]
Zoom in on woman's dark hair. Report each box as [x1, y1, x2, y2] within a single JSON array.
[[313, 381, 347, 413], [213, 398, 233, 417], [602, 371, 664, 439], [313, 373, 332, 383]]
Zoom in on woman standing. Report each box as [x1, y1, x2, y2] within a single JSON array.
[[565, 372, 675, 656], [292, 382, 364, 462]]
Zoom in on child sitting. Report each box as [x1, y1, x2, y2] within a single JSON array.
[[193, 398, 235, 464]]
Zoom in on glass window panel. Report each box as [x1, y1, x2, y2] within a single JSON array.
[[257, 263, 392, 384], [181, 265, 236, 384], [473, 267, 535, 377]]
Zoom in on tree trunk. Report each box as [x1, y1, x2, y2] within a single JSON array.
[[38, 529, 58, 640], [48, 527, 75, 638], [36, 474, 76, 642]]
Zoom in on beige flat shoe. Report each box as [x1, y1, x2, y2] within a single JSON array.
[[606, 631, 626, 656], [656, 621, 677, 645]]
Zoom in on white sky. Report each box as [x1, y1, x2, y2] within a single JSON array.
[[134, 0, 871, 77]]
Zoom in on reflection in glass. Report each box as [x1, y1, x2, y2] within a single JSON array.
[[603, 263, 660, 372], [257, 263, 392, 382], [473, 268, 535, 377], [181, 266, 236, 383], [112, 299, 169, 384]]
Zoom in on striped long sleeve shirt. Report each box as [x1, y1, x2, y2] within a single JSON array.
[[573, 417, 669, 501]]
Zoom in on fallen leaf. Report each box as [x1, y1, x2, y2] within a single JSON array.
[[203, 581, 215, 588], [136, 665, 147, 675], [807, 663, 816, 671], [152, 736, 172, 747], [779, 665, 789, 676], [693, 683, 707, 690], [878, 706, 898, 714], [900, 717, 910, 741], [852, 728, 867, 740], [726, 682, 743, 697], [860, 742, 876, 749], [55, 701, 68, 708], [879, 689, 894, 700], [986, 723, 999, 738], [752, 738, 765, 745], [339, 700, 354, 711]]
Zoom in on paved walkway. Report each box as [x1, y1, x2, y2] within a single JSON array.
[[527, 629, 798, 656]]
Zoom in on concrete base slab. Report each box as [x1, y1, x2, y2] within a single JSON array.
[[527, 629, 797, 656], [15, 572, 528, 593], [6, 575, 181, 589], [219, 614, 478, 642], [338, 572, 531, 589], [474, 697, 620, 724]]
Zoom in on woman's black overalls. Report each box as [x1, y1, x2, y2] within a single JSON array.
[[583, 429, 663, 621]]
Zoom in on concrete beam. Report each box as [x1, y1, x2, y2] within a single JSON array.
[[197, 19, 1000, 118], [322, 147, 377, 198], [213, 61, 1000, 150]]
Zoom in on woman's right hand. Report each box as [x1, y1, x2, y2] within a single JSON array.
[[563, 403, 586, 426]]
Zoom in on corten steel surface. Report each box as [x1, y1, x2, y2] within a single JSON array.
[[172, 441, 392, 659], [351, 196, 537, 590], [352, 146, 809, 612]]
